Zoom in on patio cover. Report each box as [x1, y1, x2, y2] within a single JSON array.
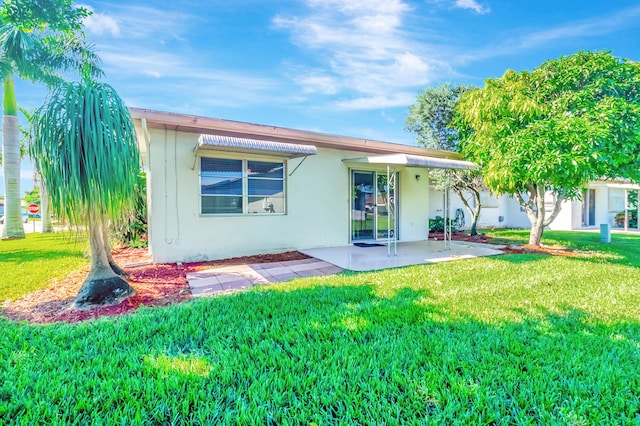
[[197, 134, 317, 159], [343, 153, 476, 170]]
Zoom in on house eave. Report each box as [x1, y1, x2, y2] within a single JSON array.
[[129, 107, 462, 159]]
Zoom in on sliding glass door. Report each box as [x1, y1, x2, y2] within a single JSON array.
[[351, 171, 375, 240], [351, 170, 397, 241]]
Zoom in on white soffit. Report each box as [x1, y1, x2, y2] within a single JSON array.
[[590, 182, 640, 190], [198, 134, 317, 158], [344, 153, 476, 170]]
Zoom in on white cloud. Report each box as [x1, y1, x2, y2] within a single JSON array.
[[79, 5, 120, 36], [521, 5, 640, 48], [295, 73, 341, 95], [334, 93, 417, 110], [83, 4, 193, 41], [274, 0, 450, 110], [454, 0, 490, 14], [456, 4, 640, 65]]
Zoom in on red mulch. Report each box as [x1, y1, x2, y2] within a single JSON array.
[[429, 231, 578, 257], [428, 231, 493, 244], [185, 251, 310, 271], [2, 235, 575, 324], [1, 248, 309, 324]]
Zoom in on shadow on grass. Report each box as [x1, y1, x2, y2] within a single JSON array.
[[493, 232, 640, 268], [2, 281, 639, 424]]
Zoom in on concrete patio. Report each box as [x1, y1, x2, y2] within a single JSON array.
[[187, 258, 343, 297], [187, 240, 504, 297], [300, 240, 504, 272]]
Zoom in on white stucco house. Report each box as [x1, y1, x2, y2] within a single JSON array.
[[130, 108, 476, 263], [429, 181, 640, 232]]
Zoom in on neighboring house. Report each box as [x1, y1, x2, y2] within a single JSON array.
[[549, 180, 640, 231], [429, 180, 640, 232], [428, 188, 530, 230], [130, 108, 475, 263]]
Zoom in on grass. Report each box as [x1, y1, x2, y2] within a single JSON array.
[[0, 233, 88, 302], [1, 230, 639, 424]]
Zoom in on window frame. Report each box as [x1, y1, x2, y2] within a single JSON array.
[[199, 155, 287, 216]]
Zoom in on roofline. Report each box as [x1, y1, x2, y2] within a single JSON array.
[[129, 107, 461, 159]]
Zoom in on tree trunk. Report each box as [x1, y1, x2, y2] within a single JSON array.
[[469, 189, 482, 236], [75, 212, 135, 307], [1, 75, 25, 240], [529, 220, 544, 246], [515, 185, 545, 247], [101, 215, 127, 276], [527, 185, 549, 246], [40, 184, 54, 233], [452, 186, 482, 236]]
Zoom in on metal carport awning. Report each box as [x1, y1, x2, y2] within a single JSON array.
[[343, 153, 476, 170], [197, 134, 317, 158], [343, 153, 476, 255]]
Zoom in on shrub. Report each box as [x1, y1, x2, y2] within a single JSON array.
[[615, 210, 638, 228], [429, 215, 459, 233], [116, 171, 147, 247]]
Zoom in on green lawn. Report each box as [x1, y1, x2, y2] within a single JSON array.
[[1, 230, 639, 424], [0, 233, 88, 302]]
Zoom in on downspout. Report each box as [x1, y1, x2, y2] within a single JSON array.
[[141, 118, 153, 257]]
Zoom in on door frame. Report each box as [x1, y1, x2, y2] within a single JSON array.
[[349, 169, 399, 243]]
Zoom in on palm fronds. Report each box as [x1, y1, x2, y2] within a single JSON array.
[[30, 79, 140, 228]]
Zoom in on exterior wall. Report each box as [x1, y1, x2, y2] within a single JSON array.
[[503, 196, 531, 228], [594, 186, 612, 227], [428, 187, 530, 230], [547, 199, 576, 230], [144, 128, 432, 263], [398, 167, 430, 241]]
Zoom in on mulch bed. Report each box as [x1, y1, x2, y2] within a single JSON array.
[[429, 231, 578, 257], [1, 249, 309, 324], [2, 236, 575, 325]]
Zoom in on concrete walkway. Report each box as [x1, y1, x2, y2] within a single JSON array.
[[187, 258, 343, 297]]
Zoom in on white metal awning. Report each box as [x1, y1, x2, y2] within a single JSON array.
[[343, 153, 476, 170], [197, 134, 317, 158]]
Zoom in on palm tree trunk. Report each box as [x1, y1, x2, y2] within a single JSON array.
[[101, 215, 127, 276], [1, 74, 25, 240], [75, 210, 135, 307], [40, 184, 54, 233]]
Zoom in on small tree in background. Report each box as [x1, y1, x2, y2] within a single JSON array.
[[31, 78, 140, 307], [406, 83, 485, 235], [456, 51, 640, 246]]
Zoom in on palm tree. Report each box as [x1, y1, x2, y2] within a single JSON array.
[[0, 0, 100, 239], [31, 78, 140, 307]]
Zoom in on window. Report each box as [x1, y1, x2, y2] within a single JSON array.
[[200, 157, 285, 215]]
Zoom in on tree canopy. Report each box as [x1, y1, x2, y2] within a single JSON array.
[[456, 50, 640, 245], [406, 83, 485, 235], [406, 83, 477, 151]]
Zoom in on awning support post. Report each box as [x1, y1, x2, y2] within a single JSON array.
[[444, 172, 451, 250], [387, 164, 397, 256]]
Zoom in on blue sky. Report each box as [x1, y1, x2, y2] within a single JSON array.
[[3, 0, 640, 194]]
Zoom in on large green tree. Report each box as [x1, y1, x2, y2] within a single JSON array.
[[31, 79, 140, 307], [456, 51, 640, 246], [0, 0, 99, 239], [406, 83, 485, 235]]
